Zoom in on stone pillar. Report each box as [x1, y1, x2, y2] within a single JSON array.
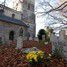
[[16, 36, 23, 49]]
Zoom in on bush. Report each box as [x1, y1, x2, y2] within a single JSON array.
[[37, 29, 47, 40]]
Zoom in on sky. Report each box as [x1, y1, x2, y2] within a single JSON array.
[[36, 0, 57, 35], [0, 0, 19, 8], [35, 0, 67, 36], [0, 0, 66, 36]]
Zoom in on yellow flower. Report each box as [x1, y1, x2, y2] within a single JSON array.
[[33, 55, 37, 61], [38, 50, 43, 55], [38, 50, 43, 53], [26, 50, 44, 62], [37, 50, 44, 57]]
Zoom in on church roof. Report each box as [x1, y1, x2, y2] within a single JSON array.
[[0, 14, 28, 27]]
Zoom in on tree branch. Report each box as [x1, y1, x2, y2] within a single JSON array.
[[36, 0, 67, 31], [36, 1, 67, 14]]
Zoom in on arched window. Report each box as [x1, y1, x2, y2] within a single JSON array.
[[9, 31, 14, 40], [12, 14, 15, 18], [19, 28, 23, 36]]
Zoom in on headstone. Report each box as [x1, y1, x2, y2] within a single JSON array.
[[42, 35, 45, 41], [50, 33, 58, 52], [59, 30, 67, 61], [16, 36, 23, 49], [29, 37, 33, 40], [34, 37, 39, 42], [23, 36, 27, 41], [65, 30, 67, 35], [63, 42, 67, 61]]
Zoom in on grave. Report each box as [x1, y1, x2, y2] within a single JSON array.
[[42, 35, 45, 41], [50, 33, 59, 52], [29, 37, 33, 40], [16, 36, 23, 49], [34, 37, 39, 42]]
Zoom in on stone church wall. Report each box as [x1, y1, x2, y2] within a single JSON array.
[[0, 21, 27, 44]]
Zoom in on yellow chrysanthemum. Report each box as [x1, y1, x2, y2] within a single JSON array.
[[37, 50, 44, 57], [26, 50, 44, 62], [34, 55, 37, 61]]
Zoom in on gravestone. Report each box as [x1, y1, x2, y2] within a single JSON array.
[[23, 36, 27, 41], [65, 30, 67, 35], [62, 40, 67, 61], [59, 30, 67, 61], [34, 37, 39, 42], [29, 37, 33, 40], [50, 33, 58, 52], [16, 36, 23, 49], [42, 35, 45, 41]]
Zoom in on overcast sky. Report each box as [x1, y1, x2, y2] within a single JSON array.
[[36, 0, 58, 35], [35, 0, 67, 36], [0, 0, 19, 8]]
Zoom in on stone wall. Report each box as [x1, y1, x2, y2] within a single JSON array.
[[4, 7, 22, 20], [0, 21, 27, 44]]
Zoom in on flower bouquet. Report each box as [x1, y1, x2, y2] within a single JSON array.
[[26, 50, 44, 67]]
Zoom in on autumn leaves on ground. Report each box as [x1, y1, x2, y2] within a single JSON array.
[[0, 40, 66, 67]]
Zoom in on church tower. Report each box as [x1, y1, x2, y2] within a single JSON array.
[[19, 0, 36, 38]]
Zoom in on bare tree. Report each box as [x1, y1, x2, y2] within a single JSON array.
[[0, 0, 12, 9], [35, 0, 67, 31]]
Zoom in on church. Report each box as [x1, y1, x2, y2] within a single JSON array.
[[0, 0, 35, 44]]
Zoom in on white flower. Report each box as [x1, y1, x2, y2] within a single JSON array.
[[49, 54, 51, 57]]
